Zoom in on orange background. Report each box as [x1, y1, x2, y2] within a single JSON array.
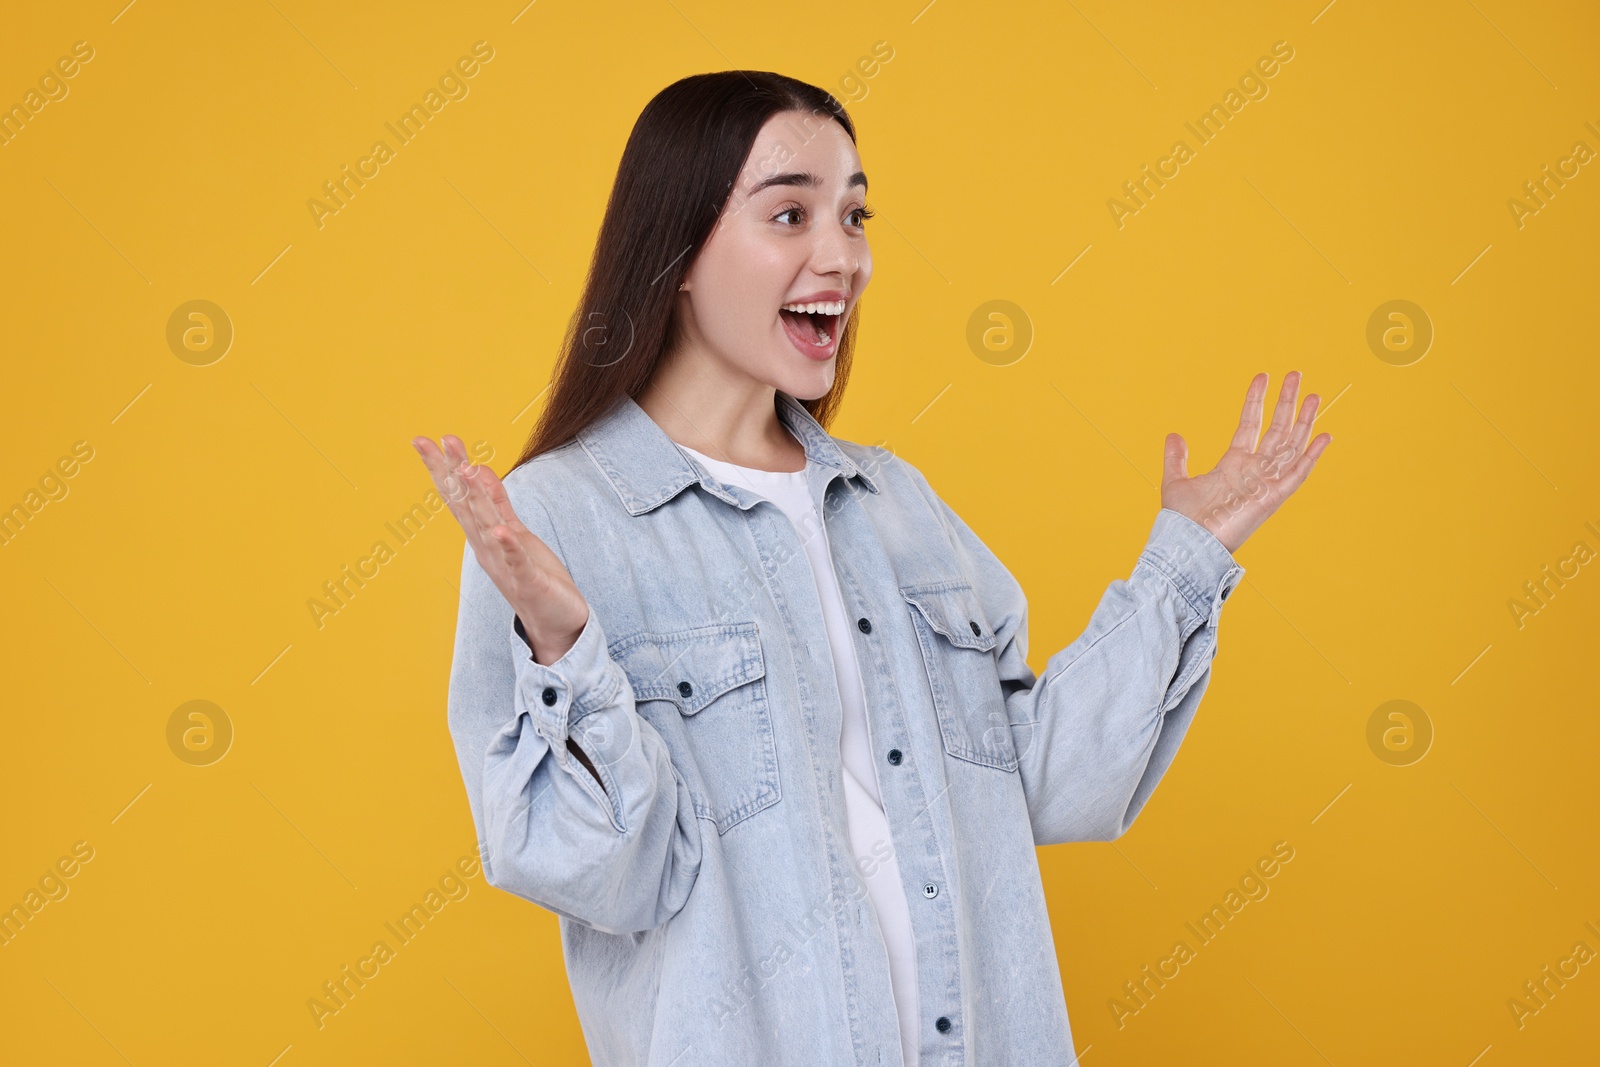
[[2, 1, 1597, 1063]]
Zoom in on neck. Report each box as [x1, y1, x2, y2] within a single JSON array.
[[638, 364, 805, 473]]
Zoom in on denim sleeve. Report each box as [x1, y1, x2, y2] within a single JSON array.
[[445, 497, 702, 935], [914, 471, 1245, 845]]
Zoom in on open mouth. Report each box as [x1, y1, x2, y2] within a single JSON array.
[[777, 300, 844, 355]]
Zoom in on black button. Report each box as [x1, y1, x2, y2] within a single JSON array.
[[969, 620, 981, 636], [1221, 583, 1232, 601], [887, 748, 902, 765], [678, 680, 694, 699], [541, 687, 557, 706], [935, 1016, 951, 1033], [857, 617, 872, 634]]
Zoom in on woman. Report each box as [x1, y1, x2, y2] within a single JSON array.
[[415, 71, 1330, 1066]]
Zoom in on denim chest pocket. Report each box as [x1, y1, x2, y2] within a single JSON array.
[[609, 621, 780, 834], [901, 581, 1019, 772]]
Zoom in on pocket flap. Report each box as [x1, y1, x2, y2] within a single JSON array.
[[609, 622, 767, 715], [901, 582, 998, 652]]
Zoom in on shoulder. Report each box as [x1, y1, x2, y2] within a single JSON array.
[[497, 439, 595, 540], [830, 436, 1008, 591], [500, 437, 593, 494], [833, 438, 942, 511], [832, 434, 1003, 555]]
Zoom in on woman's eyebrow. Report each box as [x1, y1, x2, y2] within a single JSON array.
[[747, 170, 868, 197]]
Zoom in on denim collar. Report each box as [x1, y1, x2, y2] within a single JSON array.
[[577, 390, 880, 516]]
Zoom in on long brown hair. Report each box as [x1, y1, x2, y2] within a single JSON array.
[[510, 71, 862, 474]]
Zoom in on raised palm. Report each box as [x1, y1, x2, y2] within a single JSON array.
[[412, 433, 589, 665], [1160, 371, 1332, 555]]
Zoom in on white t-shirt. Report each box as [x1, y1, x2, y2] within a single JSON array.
[[678, 440, 920, 1067]]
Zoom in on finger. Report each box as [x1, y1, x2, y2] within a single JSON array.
[[490, 521, 557, 603], [438, 436, 477, 507], [478, 465, 538, 541], [480, 471, 570, 581], [1260, 394, 1320, 484], [1161, 432, 1188, 490], [412, 435, 454, 484], [473, 465, 537, 547], [1258, 370, 1301, 454], [1228, 373, 1268, 452], [1285, 392, 1322, 459], [440, 434, 470, 466], [413, 437, 486, 546], [1278, 431, 1333, 494], [427, 435, 501, 536], [490, 522, 531, 576], [459, 464, 534, 559], [457, 464, 507, 541], [413, 436, 476, 522], [415, 435, 475, 510]]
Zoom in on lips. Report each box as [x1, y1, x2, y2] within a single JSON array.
[[779, 306, 839, 359]]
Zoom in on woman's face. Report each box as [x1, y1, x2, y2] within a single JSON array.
[[675, 108, 873, 401]]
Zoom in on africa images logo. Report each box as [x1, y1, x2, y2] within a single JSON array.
[[1107, 40, 1296, 229]]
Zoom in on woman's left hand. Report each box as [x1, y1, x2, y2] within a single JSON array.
[[1160, 370, 1333, 556]]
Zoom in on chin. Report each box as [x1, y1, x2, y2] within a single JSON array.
[[776, 364, 836, 403]]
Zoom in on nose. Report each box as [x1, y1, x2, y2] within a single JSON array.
[[812, 217, 862, 288]]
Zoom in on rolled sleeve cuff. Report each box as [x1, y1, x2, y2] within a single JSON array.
[[510, 608, 623, 743], [1137, 508, 1246, 628]]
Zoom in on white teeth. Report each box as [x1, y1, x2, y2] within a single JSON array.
[[780, 300, 846, 315]]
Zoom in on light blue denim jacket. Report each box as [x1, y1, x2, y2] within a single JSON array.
[[446, 390, 1245, 1066]]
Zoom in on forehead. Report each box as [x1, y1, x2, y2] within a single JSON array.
[[739, 110, 862, 194]]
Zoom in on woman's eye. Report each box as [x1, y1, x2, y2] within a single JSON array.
[[774, 205, 875, 228]]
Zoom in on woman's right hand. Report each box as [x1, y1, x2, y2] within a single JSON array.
[[413, 433, 590, 666]]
